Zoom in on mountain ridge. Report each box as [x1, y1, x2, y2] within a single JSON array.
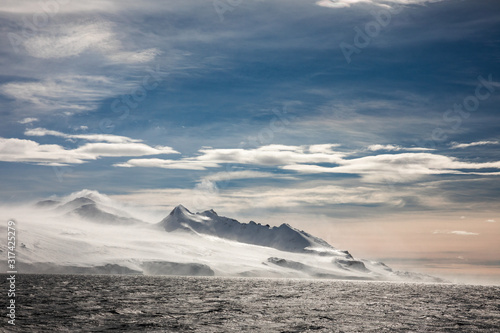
[[159, 204, 337, 254]]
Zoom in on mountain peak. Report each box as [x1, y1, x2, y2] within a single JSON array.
[[201, 209, 218, 217], [70, 203, 143, 225], [57, 197, 96, 212], [72, 197, 96, 205], [62, 189, 111, 205], [171, 204, 191, 216]]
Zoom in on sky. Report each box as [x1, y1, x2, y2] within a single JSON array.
[[0, 0, 499, 284]]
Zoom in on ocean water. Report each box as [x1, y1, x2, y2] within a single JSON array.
[[1, 274, 499, 332]]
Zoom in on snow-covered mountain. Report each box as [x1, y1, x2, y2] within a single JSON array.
[[0, 190, 445, 282], [37, 194, 144, 225], [159, 204, 338, 254]]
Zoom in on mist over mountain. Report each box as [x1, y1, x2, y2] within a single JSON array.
[[0, 190, 444, 282], [36, 192, 145, 225]]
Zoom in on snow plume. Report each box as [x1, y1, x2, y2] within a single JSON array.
[[59, 189, 113, 206]]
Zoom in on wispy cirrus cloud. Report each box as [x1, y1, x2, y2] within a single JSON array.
[[0, 75, 132, 112], [0, 1, 117, 13], [450, 141, 499, 149], [0, 0, 191, 14], [316, 0, 442, 9], [367, 144, 434, 152], [25, 128, 142, 144], [0, 17, 163, 117], [21, 21, 159, 63]]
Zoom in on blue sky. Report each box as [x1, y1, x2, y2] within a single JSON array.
[[1, 0, 499, 282]]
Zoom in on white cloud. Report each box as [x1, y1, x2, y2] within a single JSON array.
[[75, 143, 178, 157], [433, 230, 479, 236], [308, 144, 341, 154], [196, 145, 345, 166], [115, 144, 500, 183], [0, 135, 178, 166], [402, 147, 435, 151], [450, 141, 499, 149], [368, 144, 400, 151], [25, 128, 142, 144], [283, 153, 500, 182], [18, 117, 38, 124], [115, 144, 346, 171], [0, 138, 87, 165], [486, 219, 496, 223]]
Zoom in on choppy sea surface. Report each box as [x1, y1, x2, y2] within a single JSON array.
[[1, 274, 499, 332]]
